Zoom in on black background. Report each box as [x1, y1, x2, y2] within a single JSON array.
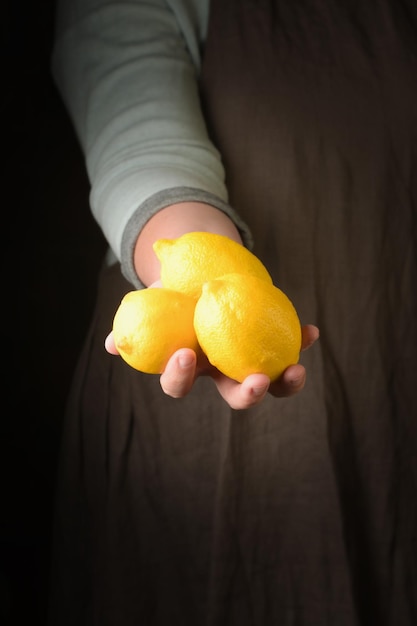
[[5, 2, 107, 624]]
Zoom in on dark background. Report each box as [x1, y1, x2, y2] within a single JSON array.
[[4, 2, 107, 624]]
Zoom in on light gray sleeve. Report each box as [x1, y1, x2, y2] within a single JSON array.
[[51, 0, 253, 288]]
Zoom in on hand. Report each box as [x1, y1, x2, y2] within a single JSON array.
[[105, 322, 319, 411], [108, 200, 320, 409]]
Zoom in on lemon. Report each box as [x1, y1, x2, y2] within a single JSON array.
[[194, 273, 302, 382], [153, 232, 272, 299], [112, 288, 198, 374]]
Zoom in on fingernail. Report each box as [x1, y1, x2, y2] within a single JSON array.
[[178, 353, 194, 369], [290, 375, 303, 387], [252, 384, 268, 397]]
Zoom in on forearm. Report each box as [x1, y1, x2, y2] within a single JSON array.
[[52, 0, 225, 269], [134, 202, 243, 286], [52, 0, 252, 290]]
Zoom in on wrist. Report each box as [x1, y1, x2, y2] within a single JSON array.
[[134, 202, 243, 286]]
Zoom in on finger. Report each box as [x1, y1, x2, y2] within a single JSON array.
[[213, 373, 270, 410], [105, 332, 119, 355], [268, 364, 306, 397], [160, 349, 197, 398], [301, 324, 320, 351]]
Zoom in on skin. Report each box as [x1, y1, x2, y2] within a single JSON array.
[[105, 202, 320, 410]]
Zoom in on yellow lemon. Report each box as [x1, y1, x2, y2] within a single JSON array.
[[153, 232, 272, 299], [112, 288, 198, 374], [194, 273, 302, 382]]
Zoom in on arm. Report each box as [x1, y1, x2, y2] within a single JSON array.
[[52, 0, 252, 289], [53, 0, 319, 408]]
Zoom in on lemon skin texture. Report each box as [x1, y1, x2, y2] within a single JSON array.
[[153, 232, 272, 300], [194, 273, 302, 383], [112, 288, 199, 374]]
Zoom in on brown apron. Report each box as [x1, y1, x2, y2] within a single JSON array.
[[48, 1, 417, 624]]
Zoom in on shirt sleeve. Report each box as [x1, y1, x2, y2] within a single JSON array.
[[51, 0, 253, 288]]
